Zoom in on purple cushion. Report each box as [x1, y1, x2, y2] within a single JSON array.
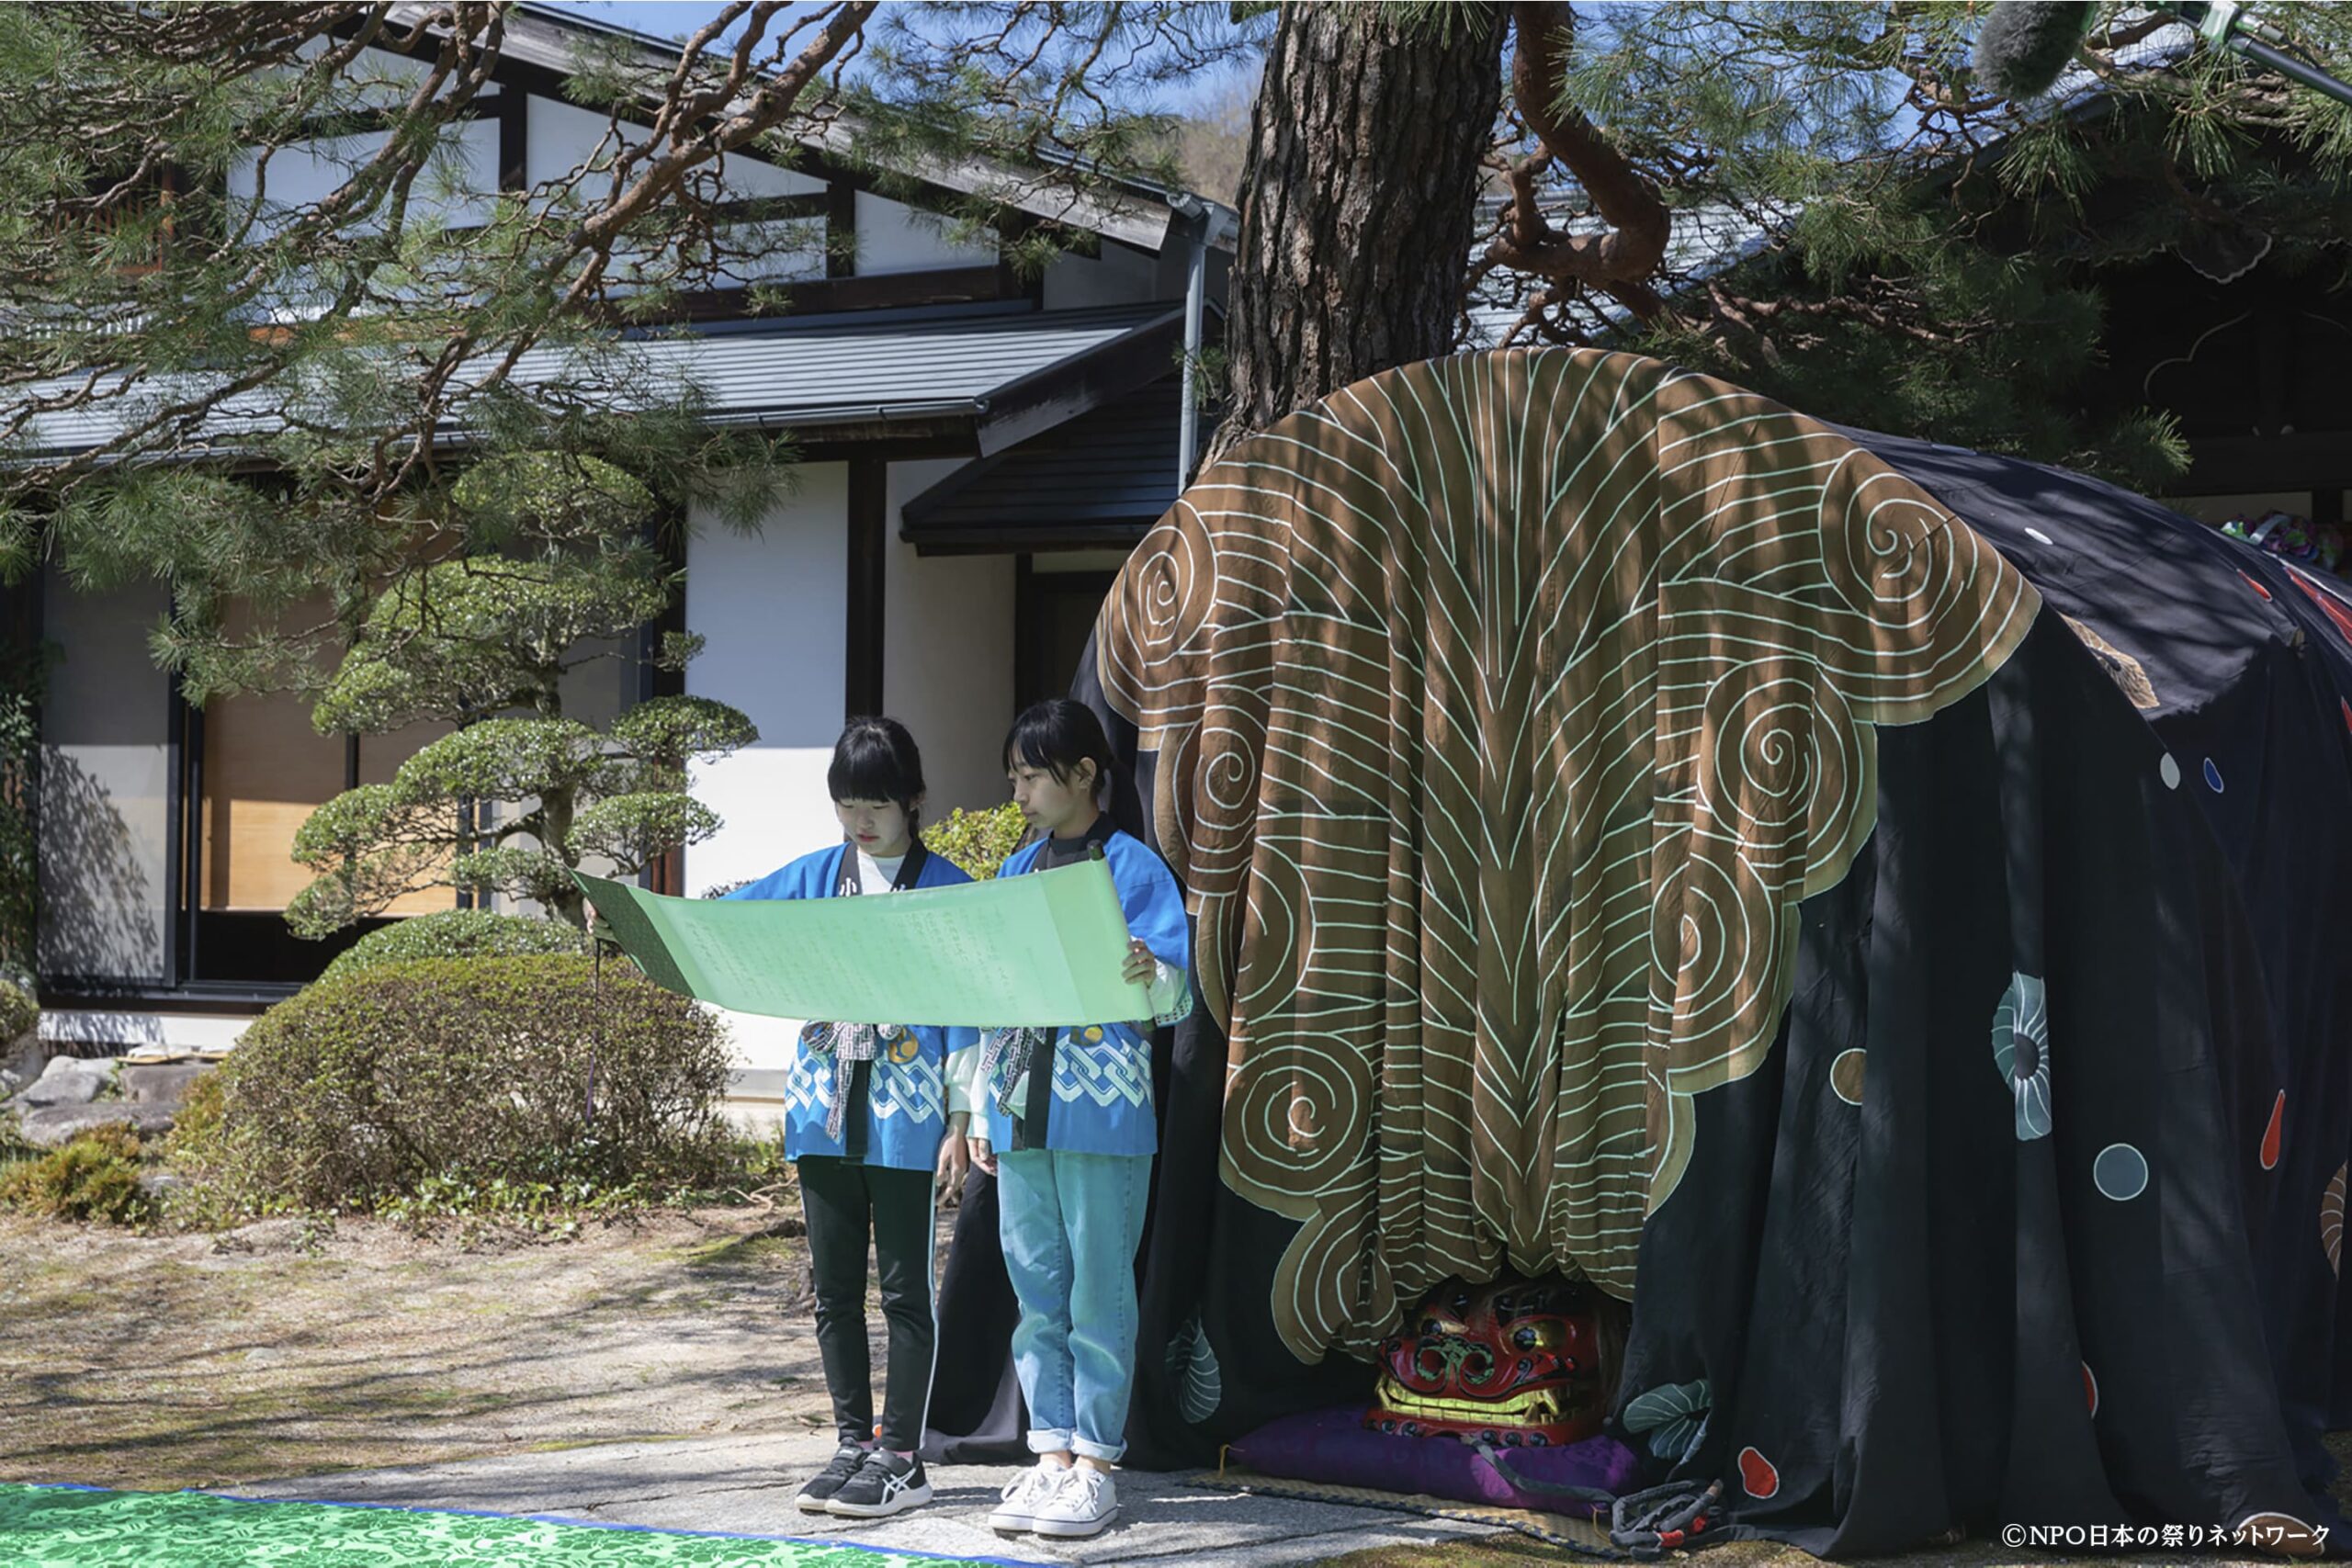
[[1228, 1404, 1643, 1518]]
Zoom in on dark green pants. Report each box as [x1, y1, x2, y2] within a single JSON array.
[[797, 1155, 935, 1451]]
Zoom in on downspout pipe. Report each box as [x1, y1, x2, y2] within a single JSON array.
[[1170, 192, 1210, 489]]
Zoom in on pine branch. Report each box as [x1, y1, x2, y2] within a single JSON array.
[[1485, 1, 1668, 321]]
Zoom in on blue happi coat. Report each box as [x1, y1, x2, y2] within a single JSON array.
[[978, 826, 1192, 1157], [725, 842, 978, 1171]]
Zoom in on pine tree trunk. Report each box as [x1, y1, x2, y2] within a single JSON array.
[[1209, 4, 1503, 460]]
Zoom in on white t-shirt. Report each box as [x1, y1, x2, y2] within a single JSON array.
[[856, 850, 906, 897], [854, 846, 980, 1122]]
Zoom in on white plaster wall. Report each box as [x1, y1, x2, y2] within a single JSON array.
[[525, 97, 824, 285], [1042, 237, 1161, 310], [525, 96, 822, 197], [682, 465, 850, 1073], [37, 571, 173, 984], [229, 118, 499, 236], [853, 191, 998, 276], [279, 41, 438, 110], [42, 1010, 251, 1054], [883, 459, 1016, 819], [685, 465, 850, 900]]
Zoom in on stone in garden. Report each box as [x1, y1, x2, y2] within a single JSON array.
[[18, 1056, 114, 1109], [14, 1102, 175, 1149], [121, 1062, 209, 1109], [2, 1030, 42, 1097]]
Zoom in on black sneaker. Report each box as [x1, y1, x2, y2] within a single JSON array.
[[826, 1449, 933, 1518], [796, 1445, 868, 1513]]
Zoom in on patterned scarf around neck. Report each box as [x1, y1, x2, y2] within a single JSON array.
[[800, 840, 927, 1143], [974, 826, 1110, 1121], [800, 1019, 886, 1143], [977, 1025, 1049, 1116]]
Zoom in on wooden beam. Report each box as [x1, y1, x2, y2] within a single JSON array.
[[791, 431, 978, 466], [496, 86, 528, 192], [1012, 552, 1036, 710], [168, 682, 193, 988], [640, 504, 688, 896], [908, 525, 1151, 558], [975, 307, 1183, 456], [646, 265, 1014, 325], [844, 457, 888, 719], [826, 180, 857, 279]]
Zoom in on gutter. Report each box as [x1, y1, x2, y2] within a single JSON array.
[[1170, 194, 1211, 487], [700, 398, 986, 430]]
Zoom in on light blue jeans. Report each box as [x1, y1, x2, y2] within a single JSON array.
[[996, 1148, 1152, 1462]]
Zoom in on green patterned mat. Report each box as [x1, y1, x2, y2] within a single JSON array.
[[0, 1483, 1035, 1567]]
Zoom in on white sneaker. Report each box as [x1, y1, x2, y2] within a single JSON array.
[[989, 1460, 1067, 1533], [1031, 1463, 1118, 1539]]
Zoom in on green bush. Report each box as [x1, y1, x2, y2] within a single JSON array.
[[0, 977, 34, 1045], [195, 955, 731, 1212], [926, 802, 1030, 880], [317, 909, 586, 986], [0, 1124, 148, 1224], [164, 1067, 227, 1158]]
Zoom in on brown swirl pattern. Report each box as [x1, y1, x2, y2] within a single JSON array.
[[1099, 350, 2040, 1360]]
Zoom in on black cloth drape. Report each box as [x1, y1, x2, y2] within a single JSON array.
[[924, 421, 2349, 1551]]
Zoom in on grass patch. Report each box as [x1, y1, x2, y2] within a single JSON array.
[[1310, 1543, 1578, 1568]]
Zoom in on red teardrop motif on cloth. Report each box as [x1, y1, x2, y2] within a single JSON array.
[[2263, 1091, 2285, 1171], [1738, 1446, 1780, 1499], [2287, 564, 2352, 647]]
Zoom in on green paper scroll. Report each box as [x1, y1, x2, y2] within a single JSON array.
[[573, 857, 1148, 1027]]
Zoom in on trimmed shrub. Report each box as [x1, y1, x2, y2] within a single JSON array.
[[0, 1124, 148, 1224], [926, 802, 1030, 880], [317, 909, 586, 986], [0, 978, 35, 1047], [164, 1067, 227, 1158], [196, 955, 730, 1211]]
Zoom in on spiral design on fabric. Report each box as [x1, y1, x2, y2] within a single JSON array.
[[1095, 349, 2040, 1359]]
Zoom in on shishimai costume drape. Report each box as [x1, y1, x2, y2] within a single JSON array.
[[927, 346, 2344, 1552], [1093, 345, 2040, 1353]]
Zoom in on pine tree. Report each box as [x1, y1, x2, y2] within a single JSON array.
[[1471, 1, 2352, 489], [0, 2, 1251, 694], [1209, 2, 1504, 459], [0, 2, 1252, 934], [285, 453, 752, 934], [1203, 3, 2352, 491]]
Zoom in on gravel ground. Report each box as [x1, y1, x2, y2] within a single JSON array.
[[4, 1201, 2344, 1565], [0, 1203, 836, 1491]]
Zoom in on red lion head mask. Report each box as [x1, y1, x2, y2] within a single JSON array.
[[1365, 1274, 1604, 1447]]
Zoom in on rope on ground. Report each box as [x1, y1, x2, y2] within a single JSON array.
[[1607, 1477, 1726, 1559], [1474, 1444, 1726, 1561]]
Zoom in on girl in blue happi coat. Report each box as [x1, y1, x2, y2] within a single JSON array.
[[969, 698, 1192, 1541], [725, 716, 978, 1521]]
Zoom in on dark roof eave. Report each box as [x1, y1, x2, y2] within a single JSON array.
[[901, 521, 1154, 556], [10, 400, 987, 469]]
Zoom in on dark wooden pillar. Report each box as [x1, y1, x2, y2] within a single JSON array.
[[845, 457, 888, 718], [640, 505, 689, 896]]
